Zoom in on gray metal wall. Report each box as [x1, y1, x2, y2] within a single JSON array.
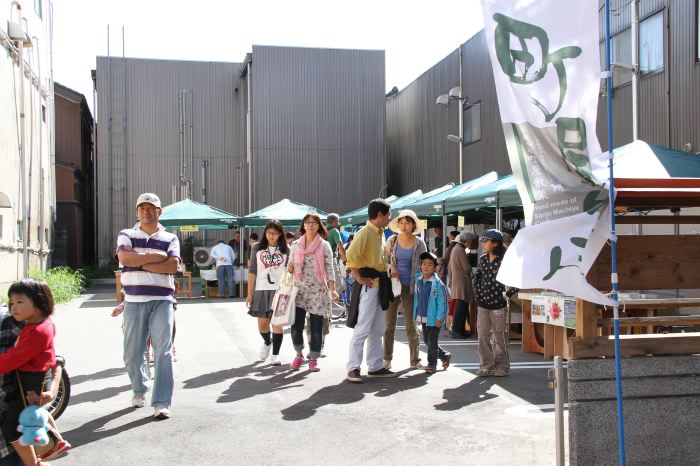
[[388, 1, 700, 195], [386, 31, 511, 195], [95, 57, 247, 262], [250, 45, 386, 213]]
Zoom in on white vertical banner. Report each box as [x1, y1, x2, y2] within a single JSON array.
[[480, 0, 615, 306]]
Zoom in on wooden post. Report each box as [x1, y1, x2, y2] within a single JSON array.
[[575, 298, 598, 340]]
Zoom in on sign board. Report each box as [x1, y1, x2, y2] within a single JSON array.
[[458, 216, 465, 227], [419, 219, 428, 231], [180, 225, 199, 232], [530, 294, 576, 329]]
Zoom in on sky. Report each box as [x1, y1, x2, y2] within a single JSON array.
[[51, 0, 485, 114]]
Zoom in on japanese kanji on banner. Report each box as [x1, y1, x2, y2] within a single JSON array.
[[480, 0, 615, 305]]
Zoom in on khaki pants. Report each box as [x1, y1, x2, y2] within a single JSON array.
[[384, 285, 421, 366], [477, 306, 510, 373]]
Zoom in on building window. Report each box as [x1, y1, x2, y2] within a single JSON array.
[[607, 10, 664, 88], [42, 105, 46, 122], [16, 221, 22, 241], [34, 0, 42, 18], [463, 102, 481, 145], [611, 28, 632, 87], [0, 215, 3, 240], [640, 11, 664, 73]]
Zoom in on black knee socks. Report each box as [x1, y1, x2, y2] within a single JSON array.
[[260, 332, 271, 346], [272, 333, 283, 355]]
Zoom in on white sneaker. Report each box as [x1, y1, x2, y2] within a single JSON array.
[[259, 343, 272, 361], [383, 360, 392, 370], [270, 354, 282, 366], [154, 405, 170, 420], [131, 394, 146, 408]]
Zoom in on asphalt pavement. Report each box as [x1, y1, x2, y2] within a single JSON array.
[[50, 286, 566, 465]]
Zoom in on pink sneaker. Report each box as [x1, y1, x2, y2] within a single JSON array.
[[308, 360, 319, 372], [290, 356, 304, 371], [40, 438, 72, 461]]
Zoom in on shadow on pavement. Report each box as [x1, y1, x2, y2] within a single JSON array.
[[61, 407, 154, 449], [218, 369, 309, 403], [69, 384, 132, 406], [182, 362, 280, 389], [281, 370, 428, 421], [434, 377, 497, 411], [71, 367, 127, 385]]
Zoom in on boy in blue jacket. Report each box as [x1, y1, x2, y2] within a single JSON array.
[[413, 252, 450, 374]]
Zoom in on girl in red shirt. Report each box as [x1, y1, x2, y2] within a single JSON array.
[[2, 279, 57, 466]]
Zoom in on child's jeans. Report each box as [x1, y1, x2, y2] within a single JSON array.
[[421, 324, 449, 368], [1, 370, 47, 443]]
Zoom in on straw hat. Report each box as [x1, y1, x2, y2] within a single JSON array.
[[388, 209, 422, 234]]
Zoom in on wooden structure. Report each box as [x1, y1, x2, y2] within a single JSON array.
[[520, 232, 700, 359]]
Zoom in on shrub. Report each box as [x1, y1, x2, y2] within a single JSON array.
[[28, 267, 85, 305]]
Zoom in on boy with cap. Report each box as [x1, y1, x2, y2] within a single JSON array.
[[413, 252, 450, 374], [116, 193, 180, 419]]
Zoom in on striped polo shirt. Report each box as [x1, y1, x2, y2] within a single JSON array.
[[116, 224, 181, 302]]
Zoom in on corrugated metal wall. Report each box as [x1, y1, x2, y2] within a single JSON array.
[[250, 45, 386, 213], [388, 1, 700, 196], [386, 31, 511, 196], [96, 57, 247, 262]]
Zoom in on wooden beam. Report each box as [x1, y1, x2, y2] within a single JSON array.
[[594, 235, 700, 290], [614, 215, 700, 224], [576, 299, 599, 339], [598, 316, 700, 327], [568, 333, 700, 358]]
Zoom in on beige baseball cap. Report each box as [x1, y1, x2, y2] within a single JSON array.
[[136, 193, 161, 209]]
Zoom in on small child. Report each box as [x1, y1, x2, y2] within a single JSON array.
[[1, 279, 61, 466], [413, 252, 450, 374]]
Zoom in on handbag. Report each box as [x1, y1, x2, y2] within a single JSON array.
[[270, 270, 298, 327]]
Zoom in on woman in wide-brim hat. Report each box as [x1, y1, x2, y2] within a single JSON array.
[[383, 209, 427, 370]]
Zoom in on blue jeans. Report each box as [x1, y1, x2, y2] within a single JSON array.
[[291, 308, 323, 358], [216, 265, 235, 297], [123, 300, 174, 407]]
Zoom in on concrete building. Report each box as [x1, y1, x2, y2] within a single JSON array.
[[387, 0, 700, 199], [53, 82, 94, 268], [95, 46, 386, 264], [0, 0, 54, 286]]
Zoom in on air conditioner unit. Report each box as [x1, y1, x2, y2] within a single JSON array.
[[193, 247, 213, 269]]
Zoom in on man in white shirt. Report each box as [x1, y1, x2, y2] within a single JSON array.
[[210, 240, 237, 298]]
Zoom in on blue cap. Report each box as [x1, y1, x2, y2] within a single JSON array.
[[480, 229, 504, 243]]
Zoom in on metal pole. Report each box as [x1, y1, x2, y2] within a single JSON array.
[[631, 0, 639, 141], [122, 26, 128, 228], [441, 208, 447, 258], [605, 2, 627, 464], [107, 26, 113, 254], [552, 356, 565, 466], [92, 70, 98, 265], [458, 47, 464, 185], [18, 41, 29, 278]]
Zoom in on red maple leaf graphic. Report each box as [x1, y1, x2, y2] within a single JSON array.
[[549, 302, 562, 320]]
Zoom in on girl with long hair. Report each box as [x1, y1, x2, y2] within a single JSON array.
[[287, 213, 338, 372], [246, 220, 290, 365]]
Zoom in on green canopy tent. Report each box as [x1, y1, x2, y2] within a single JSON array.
[[387, 189, 425, 211], [338, 195, 398, 226], [407, 172, 500, 218], [159, 199, 240, 231], [241, 199, 328, 228], [444, 175, 518, 213]]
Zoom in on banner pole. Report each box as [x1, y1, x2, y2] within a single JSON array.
[[604, 1, 626, 464]]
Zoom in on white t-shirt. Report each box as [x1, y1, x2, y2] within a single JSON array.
[[249, 245, 288, 291], [210, 243, 237, 267]]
